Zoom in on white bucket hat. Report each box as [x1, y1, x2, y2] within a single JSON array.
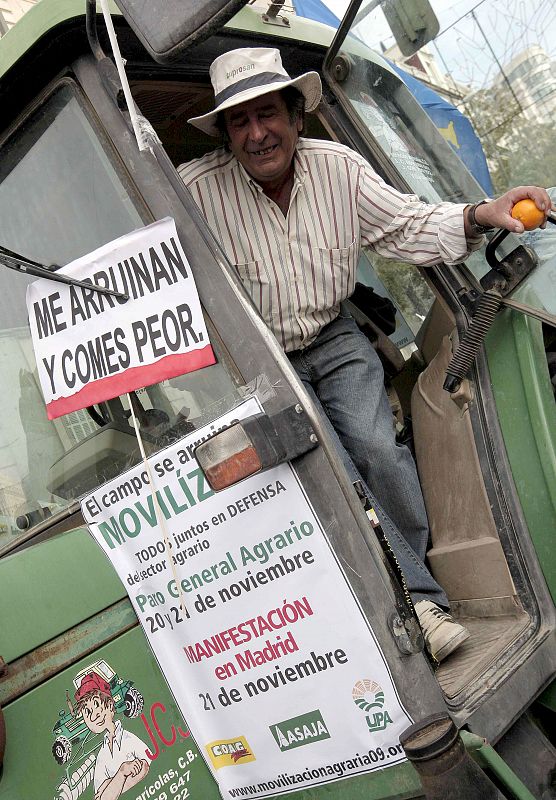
[[188, 47, 322, 137]]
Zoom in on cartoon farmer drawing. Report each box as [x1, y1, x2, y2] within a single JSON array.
[[74, 672, 150, 800]]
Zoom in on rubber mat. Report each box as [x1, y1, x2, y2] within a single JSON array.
[[436, 609, 530, 700]]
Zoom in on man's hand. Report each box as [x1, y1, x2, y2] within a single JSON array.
[[471, 186, 553, 234], [95, 759, 149, 800], [118, 759, 144, 778]]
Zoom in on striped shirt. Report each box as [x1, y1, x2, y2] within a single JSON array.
[[179, 138, 481, 352]]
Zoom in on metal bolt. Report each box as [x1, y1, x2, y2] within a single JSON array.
[[309, 434, 318, 444], [294, 404, 303, 414]]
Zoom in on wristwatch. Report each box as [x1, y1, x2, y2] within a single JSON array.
[[466, 200, 495, 235]]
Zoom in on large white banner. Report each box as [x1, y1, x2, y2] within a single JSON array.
[[27, 218, 215, 419], [82, 399, 412, 799]]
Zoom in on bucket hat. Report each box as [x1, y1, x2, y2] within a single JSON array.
[[188, 47, 322, 136]]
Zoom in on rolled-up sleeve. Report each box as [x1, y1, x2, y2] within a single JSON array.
[[356, 160, 484, 266]]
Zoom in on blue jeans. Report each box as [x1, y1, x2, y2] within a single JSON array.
[[287, 313, 449, 608]]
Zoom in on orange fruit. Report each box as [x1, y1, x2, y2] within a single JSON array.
[[511, 198, 545, 230]]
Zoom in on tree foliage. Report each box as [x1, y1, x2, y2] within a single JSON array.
[[462, 87, 556, 195]]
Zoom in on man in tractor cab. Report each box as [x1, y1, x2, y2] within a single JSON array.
[[178, 47, 551, 662]]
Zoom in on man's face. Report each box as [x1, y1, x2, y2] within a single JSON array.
[[224, 91, 302, 187], [80, 694, 112, 734]]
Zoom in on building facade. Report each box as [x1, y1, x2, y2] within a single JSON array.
[[498, 45, 556, 124]]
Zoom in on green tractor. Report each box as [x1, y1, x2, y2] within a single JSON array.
[[0, 2, 554, 799]]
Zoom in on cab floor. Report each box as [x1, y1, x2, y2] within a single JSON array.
[[435, 607, 530, 699]]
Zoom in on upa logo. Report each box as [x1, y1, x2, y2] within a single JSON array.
[[269, 709, 331, 752], [206, 736, 255, 770], [352, 679, 393, 733]]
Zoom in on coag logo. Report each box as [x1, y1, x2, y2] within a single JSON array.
[[352, 679, 393, 733], [269, 709, 330, 752], [205, 736, 255, 770]]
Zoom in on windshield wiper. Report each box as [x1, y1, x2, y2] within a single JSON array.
[[0, 245, 128, 300]]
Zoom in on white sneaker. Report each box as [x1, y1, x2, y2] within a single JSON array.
[[415, 601, 470, 663]]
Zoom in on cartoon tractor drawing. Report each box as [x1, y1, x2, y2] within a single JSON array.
[[52, 659, 144, 799]]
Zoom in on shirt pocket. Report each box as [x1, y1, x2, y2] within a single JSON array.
[[234, 259, 273, 325], [306, 239, 358, 312]]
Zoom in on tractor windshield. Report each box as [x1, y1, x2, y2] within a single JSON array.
[[0, 81, 242, 550], [324, 0, 556, 325]]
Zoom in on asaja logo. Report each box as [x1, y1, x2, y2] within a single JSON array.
[[205, 736, 255, 770], [270, 709, 331, 752], [352, 679, 393, 733]]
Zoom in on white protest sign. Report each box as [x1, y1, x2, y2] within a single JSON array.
[[82, 399, 412, 799], [27, 218, 215, 419]]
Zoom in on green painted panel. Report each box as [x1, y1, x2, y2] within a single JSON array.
[[0, 599, 138, 706], [0, 527, 126, 662], [485, 310, 556, 601], [0, 0, 100, 80], [1, 626, 221, 800], [537, 679, 556, 713], [1, 627, 423, 800], [0, 0, 334, 83], [270, 762, 423, 800], [0, 0, 81, 78], [0, 517, 422, 798]]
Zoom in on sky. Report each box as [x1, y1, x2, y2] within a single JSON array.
[[320, 0, 556, 89]]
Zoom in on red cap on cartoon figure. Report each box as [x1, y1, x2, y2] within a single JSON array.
[[75, 672, 111, 702]]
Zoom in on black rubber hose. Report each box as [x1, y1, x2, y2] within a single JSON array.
[[443, 289, 503, 393]]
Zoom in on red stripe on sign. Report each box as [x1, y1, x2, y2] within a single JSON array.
[[45, 345, 216, 420]]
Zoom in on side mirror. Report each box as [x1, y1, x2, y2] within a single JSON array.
[[47, 422, 146, 500], [382, 0, 440, 56], [195, 405, 318, 491], [111, 0, 247, 63]]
